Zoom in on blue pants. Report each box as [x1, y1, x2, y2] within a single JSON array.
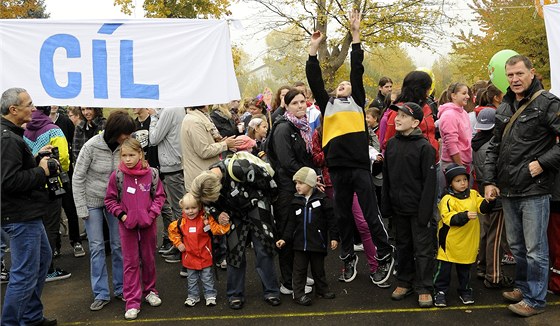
[[186, 267, 217, 300], [1, 219, 51, 326]]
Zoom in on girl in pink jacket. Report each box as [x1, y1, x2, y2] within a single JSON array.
[[105, 138, 166, 320]]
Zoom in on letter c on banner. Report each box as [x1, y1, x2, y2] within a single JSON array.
[[40, 34, 81, 99]]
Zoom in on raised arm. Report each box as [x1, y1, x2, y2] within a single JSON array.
[[306, 31, 330, 114], [349, 9, 365, 109]]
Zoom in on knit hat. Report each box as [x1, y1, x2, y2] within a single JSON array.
[[444, 163, 469, 185], [390, 102, 424, 122], [475, 108, 496, 130], [293, 167, 317, 188]]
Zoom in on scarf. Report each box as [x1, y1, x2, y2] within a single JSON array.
[[118, 160, 150, 177], [284, 111, 312, 153]]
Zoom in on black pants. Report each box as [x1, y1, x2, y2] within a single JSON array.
[[274, 190, 295, 288], [61, 181, 81, 245], [44, 198, 61, 270], [393, 214, 435, 294], [330, 167, 392, 260], [434, 260, 472, 295], [293, 251, 329, 299]]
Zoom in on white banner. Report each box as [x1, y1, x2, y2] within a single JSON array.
[[0, 19, 240, 107], [544, 4, 560, 97]]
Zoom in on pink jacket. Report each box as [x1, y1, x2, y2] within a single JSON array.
[[105, 161, 166, 229], [437, 102, 472, 164]]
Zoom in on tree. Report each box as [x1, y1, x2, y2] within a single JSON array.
[[245, 0, 449, 89], [1, 0, 49, 18], [114, 0, 231, 18], [452, 0, 550, 88]]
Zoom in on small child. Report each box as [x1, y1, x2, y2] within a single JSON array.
[[434, 164, 496, 307], [105, 138, 167, 320], [276, 167, 339, 306], [168, 193, 230, 308]]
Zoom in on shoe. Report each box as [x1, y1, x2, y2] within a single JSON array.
[[316, 292, 335, 299], [158, 241, 173, 254], [145, 291, 162, 307], [28, 317, 58, 326], [280, 284, 293, 295], [501, 253, 516, 265], [90, 299, 109, 311], [370, 273, 391, 288], [80, 231, 88, 240], [124, 308, 140, 320], [418, 293, 433, 308], [219, 260, 227, 269], [459, 292, 475, 305], [434, 291, 447, 307], [264, 297, 281, 306], [391, 287, 413, 301], [184, 297, 200, 307], [164, 252, 181, 263], [229, 299, 243, 310], [45, 268, 71, 282], [115, 293, 125, 302], [353, 243, 364, 252], [484, 275, 514, 289], [508, 301, 545, 317], [206, 297, 217, 306], [0, 261, 9, 284], [180, 266, 188, 278], [503, 288, 523, 302], [304, 285, 312, 294], [294, 295, 312, 306], [161, 247, 180, 258], [340, 254, 359, 283], [371, 256, 394, 285], [73, 242, 86, 258], [306, 277, 315, 286]]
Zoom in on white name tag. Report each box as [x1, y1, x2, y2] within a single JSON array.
[[311, 201, 321, 208], [126, 187, 136, 194], [189, 227, 196, 233], [295, 209, 302, 215]]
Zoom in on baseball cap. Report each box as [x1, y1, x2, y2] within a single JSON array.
[[390, 102, 424, 122], [475, 108, 496, 130]]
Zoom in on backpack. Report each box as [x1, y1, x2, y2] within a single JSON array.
[[115, 167, 159, 202]]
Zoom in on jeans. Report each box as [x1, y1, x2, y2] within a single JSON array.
[[1, 219, 51, 326], [186, 267, 217, 300], [84, 207, 123, 301], [502, 195, 550, 308], [160, 171, 184, 239]]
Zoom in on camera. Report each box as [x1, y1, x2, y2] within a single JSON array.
[[37, 147, 70, 200]]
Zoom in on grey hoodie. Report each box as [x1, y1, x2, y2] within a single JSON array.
[[149, 107, 186, 173]]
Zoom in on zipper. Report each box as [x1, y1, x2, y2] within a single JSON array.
[[303, 199, 308, 251]]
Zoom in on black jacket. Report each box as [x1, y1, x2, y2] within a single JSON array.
[[483, 79, 560, 197], [266, 116, 314, 192], [210, 110, 238, 138], [282, 189, 339, 254], [1, 117, 49, 224], [381, 128, 437, 226]]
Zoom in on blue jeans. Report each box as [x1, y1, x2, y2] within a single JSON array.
[[226, 230, 279, 302], [84, 207, 123, 301], [186, 267, 217, 300], [1, 219, 51, 326], [502, 195, 550, 308]]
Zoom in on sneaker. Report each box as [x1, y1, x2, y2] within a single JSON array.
[[115, 293, 125, 302], [353, 243, 364, 252], [73, 242, 86, 258], [294, 295, 312, 306], [45, 268, 71, 282], [219, 260, 227, 269], [306, 277, 315, 286], [484, 275, 514, 289], [145, 291, 162, 307], [164, 252, 181, 263], [371, 256, 394, 285], [90, 299, 109, 311], [206, 297, 217, 306], [370, 273, 391, 288], [459, 292, 475, 305], [184, 297, 200, 307], [501, 253, 516, 265], [340, 254, 359, 283], [180, 266, 188, 278], [280, 284, 293, 295], [418, 293, 433, 308], [508, 301, 545, 317], [124, 308, 139, 320], [161, 246, 179, 258], [391, 287, 413, 301], [0, 261, 9, 284], [434, 291, 447, 307], [503, 288, 523, 303], [158, 241, 173, 254]]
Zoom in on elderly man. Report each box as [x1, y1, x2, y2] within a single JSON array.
[[484, 55, 560, 317], [1, 88, 57, 325]]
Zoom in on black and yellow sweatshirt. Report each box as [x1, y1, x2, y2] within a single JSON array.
[[306, 43, 370, 170]]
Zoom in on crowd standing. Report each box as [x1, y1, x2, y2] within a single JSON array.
[[2, 10, 560, 325]]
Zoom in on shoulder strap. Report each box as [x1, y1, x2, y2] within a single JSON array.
[[116, 169, 123, 202], [502, 90, 544, 138]]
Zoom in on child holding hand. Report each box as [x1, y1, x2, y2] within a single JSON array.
[[276, 167, 339, 306], [168, 193, 230, 308]]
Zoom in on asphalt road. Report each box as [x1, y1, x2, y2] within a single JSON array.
[[2, 221, 559, 326]]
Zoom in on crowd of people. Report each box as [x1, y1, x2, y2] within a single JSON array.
[[2, 10, 560, 325]]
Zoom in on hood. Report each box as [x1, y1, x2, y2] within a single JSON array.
[[395, 127, 424, 140], [24, 110, 57, 142], [437, 102, 463, 119], [471, 130, 493, 152]]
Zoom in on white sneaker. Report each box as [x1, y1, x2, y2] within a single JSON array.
[[144, 291, 162, 307], [280, 284, 293, 295], [354, 243, 364, 252], [305, 285, 313, 294], [124, 308, 139, 320], [184, 297, 200, 307], [206, 297, 217, 306], [306, 277, 315, 286]]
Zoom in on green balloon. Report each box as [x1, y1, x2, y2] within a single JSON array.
[[488, 49, 519, 93]]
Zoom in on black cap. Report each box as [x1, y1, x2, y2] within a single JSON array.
[[444, 163, 469, 185], [390, 102, 423, 122]]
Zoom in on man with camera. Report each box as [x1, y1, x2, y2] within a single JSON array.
[[1, 88, 57, 325]]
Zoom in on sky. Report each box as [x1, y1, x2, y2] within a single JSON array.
[[43, 0, 474, 69]]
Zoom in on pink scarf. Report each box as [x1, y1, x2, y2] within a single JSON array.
[[284, 111, 312, 153], [118, 160, 150, 177]]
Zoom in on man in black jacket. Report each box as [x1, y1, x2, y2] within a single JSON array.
[[483, 55, 560, 317], [1, 88, 57, 325]]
